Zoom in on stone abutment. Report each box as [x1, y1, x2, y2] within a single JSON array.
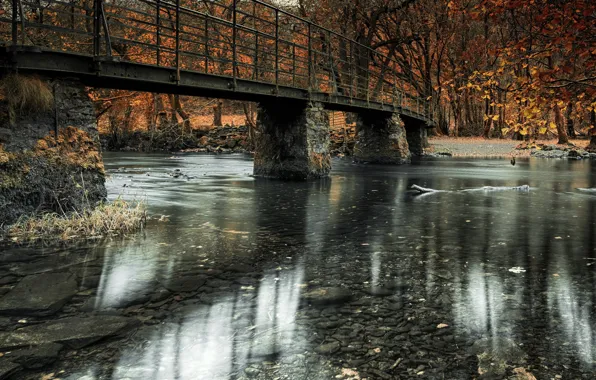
[[0, 75, 106, 225]]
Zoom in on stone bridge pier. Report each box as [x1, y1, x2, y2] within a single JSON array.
[[253, 100, 331, 180], [254, 102, 431, 179], [353, 112, 412, 164]]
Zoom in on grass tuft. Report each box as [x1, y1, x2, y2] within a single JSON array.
[[2, 198, 147, 244], [0, 74, 54, 124]]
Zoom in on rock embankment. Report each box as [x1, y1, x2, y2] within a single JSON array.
[[0, 76, 106, 226], [526, 143, 596, 159]]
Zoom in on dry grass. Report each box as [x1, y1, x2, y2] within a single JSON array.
[[0, 74, 54, 124], [3, 198, 147, 244]]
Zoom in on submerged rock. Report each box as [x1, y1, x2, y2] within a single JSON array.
[[0, 315, 138, 350], [0, 360, 21, 379], [162, 276, 206, 293], [315, 342, 341, 355], [0, 272, 77, 316], [4, 343, 63, 369], [302, 287, 353, 306]]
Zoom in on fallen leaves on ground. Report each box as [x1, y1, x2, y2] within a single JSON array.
[[513, 367, 537, 380]]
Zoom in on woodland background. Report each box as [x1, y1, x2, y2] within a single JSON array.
[[5, 0, 593, 148]]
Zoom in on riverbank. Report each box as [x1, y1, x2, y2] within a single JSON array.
[[100, 125, 355, 156], [101, 126, 596, 160], [0, 199, 147, 246], [428, 137, 596, 159]]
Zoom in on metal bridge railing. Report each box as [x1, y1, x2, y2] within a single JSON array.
[[1, 0, 433, 121]]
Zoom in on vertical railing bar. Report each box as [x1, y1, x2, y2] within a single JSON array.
[[253, 1, 257, 80], [366, 56, 370, 107], [156, 0, 161, 65], [392, 69, 397, 107], [307, 23, 311, 91], [292, 44, 296, 87], [254, 33, 259, 80], [18, 0, 25, 45], [275, 9, 279, 91], [232, 0, 237, 88], [204, 17, 209, 73], [11, 0, 17, 46], [100, 1, 112, 56], [93, 0, 100, 56], [349, 40, 354, 100], [327, 30, 332, 95], [175, 0, 180, 83]]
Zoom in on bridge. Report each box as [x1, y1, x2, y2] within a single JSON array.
[[0, 0, 435, 179]]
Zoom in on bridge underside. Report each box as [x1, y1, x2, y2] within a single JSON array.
[[1, 50, 431, 182], [0, 48, 434, 122]]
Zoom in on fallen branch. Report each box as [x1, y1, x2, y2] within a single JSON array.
[[411, 184, 442, 193], [411, 184, 530, 195]]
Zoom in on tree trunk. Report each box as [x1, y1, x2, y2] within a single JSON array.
[[554, 104, 569, 144], [213, 100, 223, 127], [588, 110, 596, 152], [167, 94, 191, 133], [242, 102, 256, 129], [566, 102, 575, 138], [155, 94, 168, 128], [482, 96, 492, 138]]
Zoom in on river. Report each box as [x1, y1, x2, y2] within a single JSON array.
[[2, 153, 596, 379]]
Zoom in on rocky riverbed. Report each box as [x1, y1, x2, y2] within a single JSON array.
[[0, 231, 590, 379], [1, 154, 595, 380]]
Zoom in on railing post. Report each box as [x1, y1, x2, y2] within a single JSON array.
[[11, 0, 17, 46], [175, 0, 180, 83], [307, 23, 311, 91], [93, 0, 101, 56], [328, 30, 333, 94], [349, 40, 354, 99], [392, 71, 397, 107], [232, 0, 237, 88], [275, 9, 279, 90], [366, 62, 370, 106], [254, 34, 259, 80], [156, 0, 161, 66], [204, 17, 209, 73], [292, 44, 296, 87]]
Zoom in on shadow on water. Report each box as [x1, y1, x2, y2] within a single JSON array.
[[2, 154, 596, 379]]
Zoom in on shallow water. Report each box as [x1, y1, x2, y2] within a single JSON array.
[[3, 153, 596, 379]]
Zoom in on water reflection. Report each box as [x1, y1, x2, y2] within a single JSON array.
[[23, 155, 596, 378], [118, 264, 303, 379]]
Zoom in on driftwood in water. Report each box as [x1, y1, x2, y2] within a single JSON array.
[[411, 185, 443, 194], [411, 184, 530, 195]]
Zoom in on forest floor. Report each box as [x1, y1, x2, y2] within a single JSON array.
[[428, 137, 590, 158]]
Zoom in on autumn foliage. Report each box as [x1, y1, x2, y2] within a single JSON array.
[[2, 0, 594, 144]]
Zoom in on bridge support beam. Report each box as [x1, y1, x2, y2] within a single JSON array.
[[0, 75, 106, 225], [254, 101, 330, 180], [353, 112, 411, 164]]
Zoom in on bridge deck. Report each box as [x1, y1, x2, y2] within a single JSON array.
[[0, 0, 435, 125]]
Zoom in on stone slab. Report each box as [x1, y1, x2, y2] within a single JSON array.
[[0, 315, 138, 350], [301, 287, 353, 306], [0, 360, 21, 380], [0, 272, 78, 316], [5, 343, 63, 369]]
